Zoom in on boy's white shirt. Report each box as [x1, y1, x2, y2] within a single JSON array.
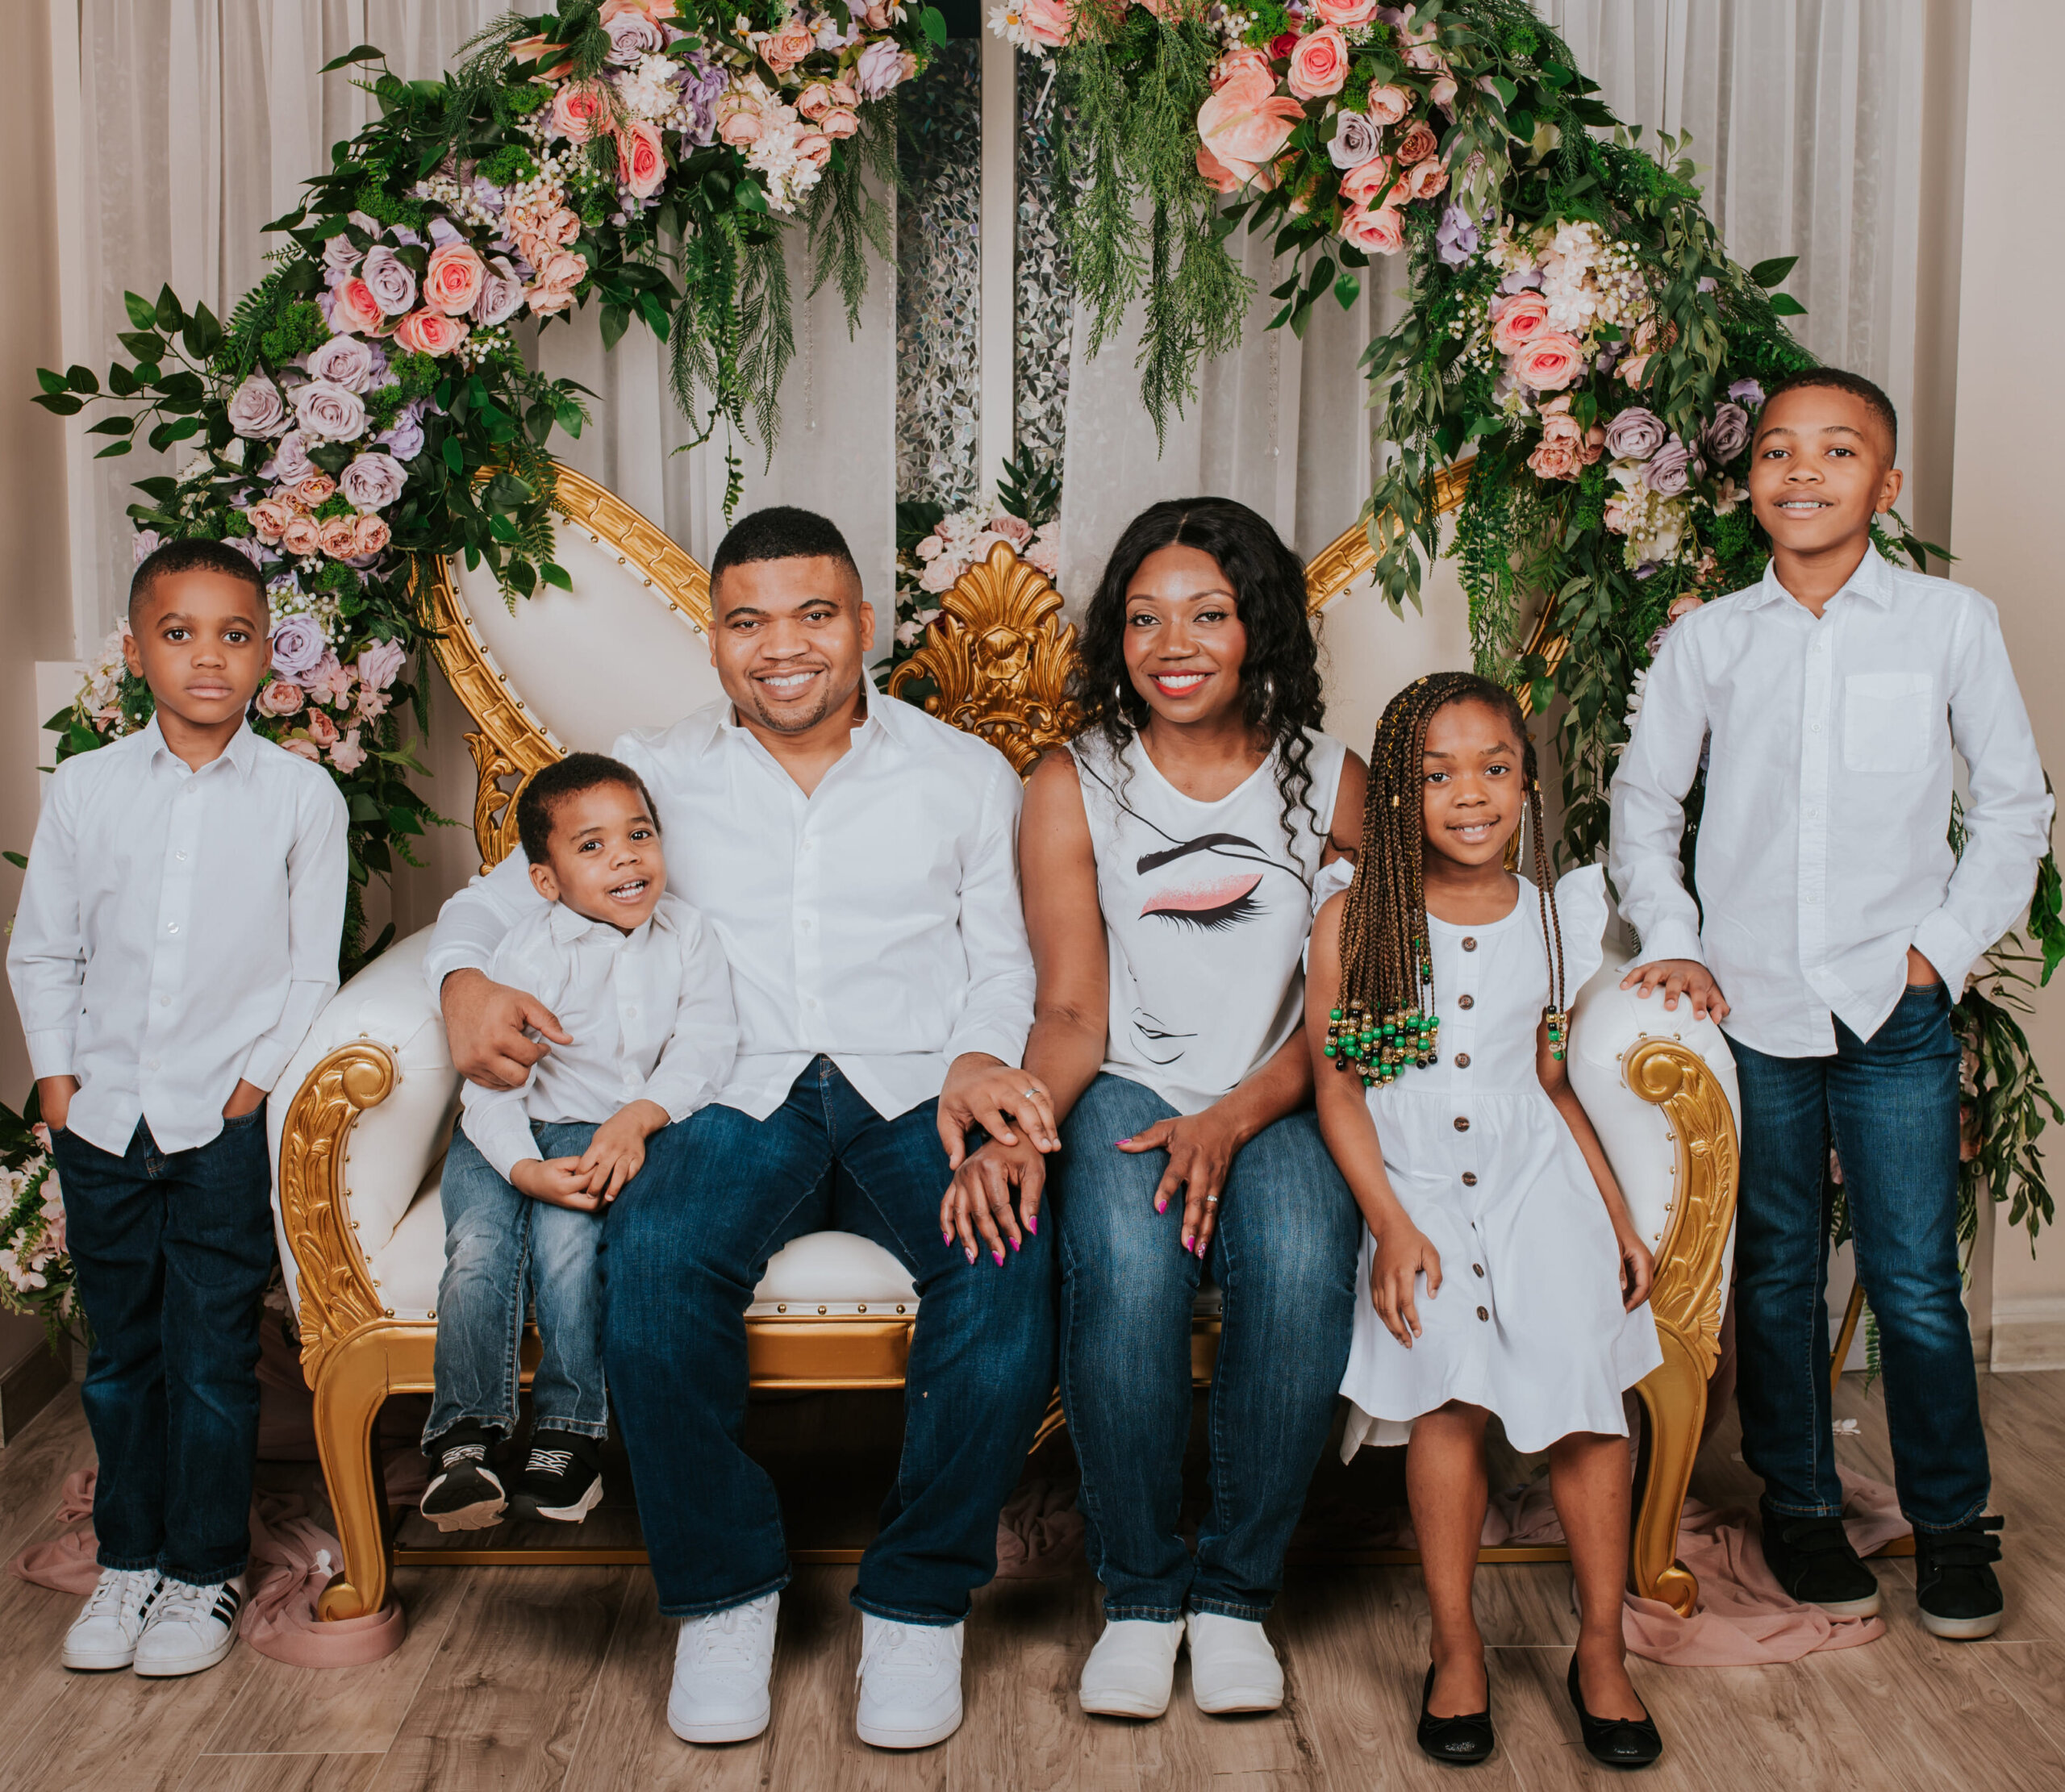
[[458, 890, 737, 1181], [5, 716, 348, 1155], [1609, 550, 2053, 1057]]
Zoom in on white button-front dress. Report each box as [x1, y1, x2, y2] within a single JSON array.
[[1316, 862, 1663, 1457]]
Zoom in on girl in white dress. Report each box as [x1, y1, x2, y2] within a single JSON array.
[[1305, 673, 1666, 1771]]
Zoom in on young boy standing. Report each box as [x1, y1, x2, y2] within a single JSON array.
[[1610, 369, 2051, 1639], [8, 540, 348, 1675], [419, 753, 735, 1532]]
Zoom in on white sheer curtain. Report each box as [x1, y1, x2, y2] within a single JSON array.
[[68, 0, 895, 648], [1057, 0, 1929, 592]]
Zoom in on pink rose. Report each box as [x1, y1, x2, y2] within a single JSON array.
[[1667, 594, 1706, 623], [1619, 352, 1653, 390], [1363, 84, 1410, 126], [718, 94, 765, 147], [329, 729, 369, 774], [303, 711, 340, 749], [1429, 74, 1458, 110], [820, 107, 860, 140], [1489, 291, 1550, 355], [1339, 202, 1405, 255], [423, 242, 486, 317], [1512, 331, 1587, 392], [394, 310, 469, 356], [247, 498, 294, 543], [919, 556, 960, 594], [282, 738, 322, 763], [550, 82, 609, 144], [1026, 539, 1060, 579], [282, 515, 323, 557], [795, 81, 835, 121], [1212, 49, 1274, 92], [795, 131, 832, 169], [257, 679, 305, 716], [761, 19, 816, 73], [1404, 156, 1448, 202], [1286, 27, 1350, 101], [353, 515, 392, 556], [1023, 0, 1074, 49], [295, 473, 336, 506], [1395, 119, 1438, 165], [317, 516, 361, 558], [829, 81, 859, 108], [544, 207, 582, 248], [1404, 42, 1446, 72], [1196, 63, 1306, 185], [330, 277, 385, 337], [988, 514, 1034, 548], [863, 2, 890, 26], [601, 0, 674, 19], [525, 251, 586, 317], [1313, 0, 1378, 20], [1527, 435, 1579, 481], [357, 638, 407, 690], [617, 121, 666, 198], [1338, 156, 1396, 208]]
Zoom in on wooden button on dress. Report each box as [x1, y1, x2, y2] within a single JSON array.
[[1454, 1116, 1470, 1131], [1455, 1052, 1471, 1069], [1476, 1306, 1489, 1322], [1461, 1172, 1477, 1186], [1458, 994, 1475, 1010], [1462, 937, 1478, 952], [1473, 1264, 1484, 1277]]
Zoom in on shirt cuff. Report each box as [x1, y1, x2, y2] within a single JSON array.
[[461, 1103, 544, 1186], [941, 1022, 1030, 1072], [1912, 910, 1984, 998], [1631, 918, 1706, 968], [24, 1030, 77, 1081], [238, 1036, 296, 1095], [422, 941, 494, 1001]]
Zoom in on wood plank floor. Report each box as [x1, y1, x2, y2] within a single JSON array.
[[4, 1371, 2063, 1792]]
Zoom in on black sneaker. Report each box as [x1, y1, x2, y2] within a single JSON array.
[[1758, 1502, 1881, 1617], [1915, 1516, 2005, 1640], [507, 1431, 604, 1523], [420, 1422, 507, 1532]]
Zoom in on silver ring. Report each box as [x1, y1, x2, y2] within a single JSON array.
[[1022, 1088, 1041, 1101], [1204, 1195, 1220, 1206]]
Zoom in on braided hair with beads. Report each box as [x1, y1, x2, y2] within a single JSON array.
[[1324, 673, 1572, 1087]]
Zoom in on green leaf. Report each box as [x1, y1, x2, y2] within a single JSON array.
[[319, 44, 384, 73], [1333, 269, 1362, 310], [153, 284, 184, 333], [484, 471, 534, 514], [919, 4, 946, 43], [106, 363, 140, 398], [86, 416, 133, 436], [441, 435, 465, 474], [94, 440, 133, 459], [34, 367, 67, 396], [117, 331, 165, 361], [65, 365, 100, 395], [1767, 293, 1808, 317], [1748, 254, 1799, 288], [123, 290, 157, 330], [540, 561, 573, 591], [599, 303, 630, 352], [31, 393, 83, 416]]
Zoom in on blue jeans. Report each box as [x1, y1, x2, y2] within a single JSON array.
[[51, 1110, 276, 1584], [1055, 1074, 1359, 1621], [602, 1057, 1056, 1622], [425, 1122, 609, 1444], [1731, 981, 1989, 1532]]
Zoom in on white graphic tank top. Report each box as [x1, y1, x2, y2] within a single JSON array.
[[1073, 727, 1348, 1116]]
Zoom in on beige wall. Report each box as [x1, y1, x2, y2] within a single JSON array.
[[1951, 1, 2065, 1367], [0, 0, 72, 1106]]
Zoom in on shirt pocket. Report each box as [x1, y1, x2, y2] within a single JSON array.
[[1842, 672, 1937, 776]]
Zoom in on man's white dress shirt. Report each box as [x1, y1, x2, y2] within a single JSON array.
[[1609, 551, 2052, 1058], [7, 718, 349, 1154], [460, 892, 737, 1181], [425, 694, 1034, 1121]]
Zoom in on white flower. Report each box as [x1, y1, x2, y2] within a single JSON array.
[[988, 3, 1032, 48]]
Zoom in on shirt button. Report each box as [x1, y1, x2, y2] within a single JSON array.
[[1476, 1306, 1489, 1322], [174, 850, 188, 862], [144, 1056, 159, 1071], [1473, 1264, 1484, 1277], [1458, 994, 1475, 1011], [1461, 1172, 1478, 1186], [1454, 1052, 1471, 1069], [624, 1006, 638, 1018], [1453, 1116, 1470, 1132], [1462, 937, 1478, 952], [166, 922, 179, 935], [1809, 721, 1822, 734], [156, 994, 169, 1008]]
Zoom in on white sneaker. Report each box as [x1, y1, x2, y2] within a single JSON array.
[[1078, 1617, 1184, 1718], [60, 1568, 163, 1671], [854, 1613, 964, 1749], [669, 1592, 778, 1744], [1184, 1611, 1283, 1714], [133, 1575, 244, 1677]]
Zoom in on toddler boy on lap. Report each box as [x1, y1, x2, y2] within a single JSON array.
[[9, 540, 348, 1677], [419, 753, 735, 1531]]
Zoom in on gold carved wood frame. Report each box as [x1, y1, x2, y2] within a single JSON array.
[[286, 475, 1737, 1619]]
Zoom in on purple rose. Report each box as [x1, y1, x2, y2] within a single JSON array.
[[1642, 435, 1700, 497], [604, 10, 665, 61], [1727, 376, 1766, 407], [227, 373, 290, 440], [1500, 266, 1543, 294], [361, 245, 417, 316], [378, 398, 429, 462], [1700, 402, 1751, 465], [357, 637, 407, 691], [426, 216, 463, 249], [322, 233, 361, 275], [307, 333, 384, 394], [1603, 406, 1667, 461], [225, 535, 273, 569], [855, 40, 910, 100], [471, 255, 527, 327], [340, 450, 407, 513], [1436, 204, 1479, 267], [267, 430, 315, 486], [1329, 110, 1383, 171], [269, 614, 330, 679], [678, 57, 726, 147], [131, 527, 163, 566], [291, 378, 369, 443]]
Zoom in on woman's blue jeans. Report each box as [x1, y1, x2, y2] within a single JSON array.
[[1056, 1073, 1359, 1621], [1731, 981, 1990, 1533]]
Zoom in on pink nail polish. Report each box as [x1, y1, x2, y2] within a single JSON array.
[[965, 1245, 977, 1264], [993, 1248, 1006, 1265], [1026, 1215, 1038, 1236], [1009, 1236, 1020, 1252], [1115, 1138, 1129, 1147], [943, 1231, 953, 1245], [1182, 1234, 1194, 1250], [1155, 1196, 1167, 1213]]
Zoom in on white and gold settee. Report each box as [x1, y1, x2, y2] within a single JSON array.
[[268, 467, 1741, 1623]]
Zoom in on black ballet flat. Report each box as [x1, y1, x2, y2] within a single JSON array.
[[1566, 1655, 1663, 1769], [1416, 1662, 1496, 1766]]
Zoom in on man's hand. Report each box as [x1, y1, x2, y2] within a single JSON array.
[[936, 1052, 1059, 1169], [575, 1100, 670, 1205], [1619, 958, 1730, 1021], [1370, 1218, 1441, 1348], [441, 968, 573, 1090], [941, 1136, 1047, 1265], [223, 1079, 267, 1119], [1117, 1105, 1248, 1260], [1906, 945, 1942, 986], [511, 1157, 604, 1212], [35, 1075, 78, 1136]]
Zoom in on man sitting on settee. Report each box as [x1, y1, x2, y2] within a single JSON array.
[[426, 506, 1060, 1752]]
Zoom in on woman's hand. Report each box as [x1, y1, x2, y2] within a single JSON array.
[[1118, 1106, 1247, 1259], [1614, 1223, 1655, 1311], [35, 1075, 79, 1136], [1370, 1219, 1441, 1347], [940, 1136, 1047, 1264]]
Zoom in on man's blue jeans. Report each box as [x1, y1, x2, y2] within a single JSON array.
[[1055, 1074, 1359, 1621], [51, 1109, 276, 1584], [602, 1058, 1056, 1623], [1731, 981, 1989, 1533], [424, 1121, 609, 1445]]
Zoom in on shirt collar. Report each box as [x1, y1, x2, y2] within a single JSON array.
[[141, 715, 262, 777], [717, 683, 899, 761], [546, 900, 650, 948], [1749, 548, 1895, 615]]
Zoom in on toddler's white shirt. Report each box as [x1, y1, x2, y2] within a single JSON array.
[[459, 890, 736, 1181]]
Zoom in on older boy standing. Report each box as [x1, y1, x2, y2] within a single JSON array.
[[1611, 369, 2050, 1640], [9, 540, 348, 1676]]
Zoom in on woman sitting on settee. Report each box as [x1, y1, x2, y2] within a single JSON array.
[[941, 497, 1364, 1719]]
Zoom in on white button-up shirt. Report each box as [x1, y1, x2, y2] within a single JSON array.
[[460, 892, 737, 1181], [424, 694, 1034, 1121], [7, 718, 348, 1154], [1609, 552, 2052, 1057]]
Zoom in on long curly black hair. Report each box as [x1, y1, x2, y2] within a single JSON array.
[[1071, 497, 1326, 855]]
